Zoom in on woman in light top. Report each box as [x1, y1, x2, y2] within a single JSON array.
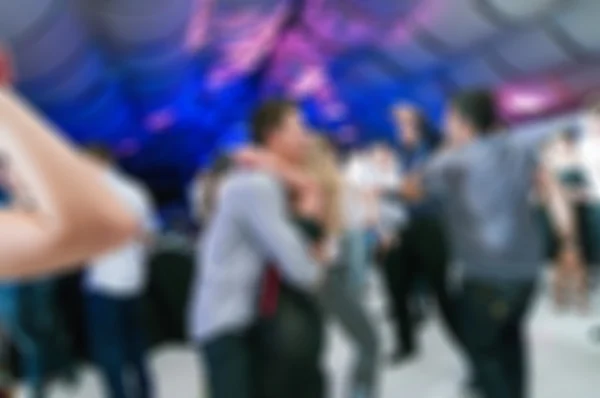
[[0, 47, 137, 278], [542, 129, 588, 311]]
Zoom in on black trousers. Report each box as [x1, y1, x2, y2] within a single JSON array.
[[86, 294, 152, 398], [460, 280, 536, 398], [201, 329, 264, 398], [202, 286, 324, 398], [382, 215, 464, 354]]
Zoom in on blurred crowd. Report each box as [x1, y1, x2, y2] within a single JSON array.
[[0, 90, 599, 398]]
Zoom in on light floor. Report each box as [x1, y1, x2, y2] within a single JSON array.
[[26, 274, 600, 398]]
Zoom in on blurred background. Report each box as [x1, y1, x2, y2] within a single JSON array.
[[1, 0, 600, 397], [1, 0, 599, 205]]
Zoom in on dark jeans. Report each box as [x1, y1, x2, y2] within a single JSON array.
[[201, 329, 265, 398], [202, 286, 325, 398], [321, 267, 379, 398], [382, 215, 463, 355], [461, 280, 536, 398], [0, 280, 73, 398], [85, 293, 152, 398]]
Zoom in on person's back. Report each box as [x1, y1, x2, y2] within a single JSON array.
[[437, 131, 543, 281]]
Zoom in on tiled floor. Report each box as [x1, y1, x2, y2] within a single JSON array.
[[29, 274, 600, 398]]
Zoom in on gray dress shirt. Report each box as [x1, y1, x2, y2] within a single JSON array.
[[189, 169, 321, 343]]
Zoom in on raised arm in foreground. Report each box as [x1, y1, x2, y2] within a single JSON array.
[[0, 88, 137, 279]]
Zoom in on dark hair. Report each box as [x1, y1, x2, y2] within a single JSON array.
[[250, 100, 297, 145], [451, 90, 499, 135]]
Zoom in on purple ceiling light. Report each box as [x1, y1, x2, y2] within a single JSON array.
[[206, 1, 290, 82], [185, 0, 215, 52]]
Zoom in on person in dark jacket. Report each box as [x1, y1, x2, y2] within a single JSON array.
[[382, 104, 465, 364]]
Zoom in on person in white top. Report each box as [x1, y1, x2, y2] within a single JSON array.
[[83, 146, 157, 398], [343, 144, 406, 292], [578, 102, 600, 263], [542, 129, 589, 310], [342, 149, 376, 293]]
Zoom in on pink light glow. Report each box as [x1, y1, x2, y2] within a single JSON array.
[[497, 78, 573, 119], [206, 2, 289, 83], [185, 0, 215, 52], [289, 67, 327, 98], [145, 109, 176, 131]]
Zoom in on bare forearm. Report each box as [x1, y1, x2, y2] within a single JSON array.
[[0, 89, 136, 243]]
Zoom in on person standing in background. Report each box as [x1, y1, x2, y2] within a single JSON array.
[[0, 160, 76, 398], [542, 129, 589, 311], [83, 147, 157, 398], [0, 173, 13, 398], [383, 104, 461, 364], [579, 98, 600, 344], [578, 100, 600, 276], [343, 145, 398, 294]]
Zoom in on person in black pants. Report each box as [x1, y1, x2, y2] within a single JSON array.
[[399, 90, 579, 398], [383, 105, 464, 363]]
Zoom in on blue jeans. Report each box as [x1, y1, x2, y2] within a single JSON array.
[[0, 280, 69, 398], [85, 293, 153, 398]]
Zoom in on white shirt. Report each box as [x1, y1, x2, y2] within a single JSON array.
[[343, 155, 375, 229], [579, 132, 600, 201], [85, 169, 157, 297], [344, 153, 404, 232]]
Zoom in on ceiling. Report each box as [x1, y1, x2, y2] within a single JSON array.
[[1, 0, 599, 200]]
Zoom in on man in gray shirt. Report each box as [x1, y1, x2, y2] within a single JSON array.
[[403, 91, 577, 398], [189, 100, 322, 398]]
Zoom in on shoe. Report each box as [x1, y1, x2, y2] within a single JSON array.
[[389, 348, 417, 365]]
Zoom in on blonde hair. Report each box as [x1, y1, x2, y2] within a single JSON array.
[[304, 135, 343, 236]]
